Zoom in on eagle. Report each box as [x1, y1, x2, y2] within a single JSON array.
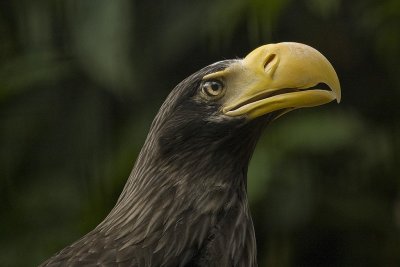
[[40, 42, 341, 267]]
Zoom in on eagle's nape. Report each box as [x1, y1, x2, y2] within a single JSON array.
[[40, 42, 340, 267]]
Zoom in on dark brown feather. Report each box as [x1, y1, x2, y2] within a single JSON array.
[[40, 60, 267, 267]]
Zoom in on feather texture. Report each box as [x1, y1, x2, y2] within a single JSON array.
[[40, 60, 267, 267]]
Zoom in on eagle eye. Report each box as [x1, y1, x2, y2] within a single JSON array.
[[201, 80, 225, 98]]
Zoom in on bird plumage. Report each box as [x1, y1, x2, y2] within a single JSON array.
[[41, 61, 263, 267]]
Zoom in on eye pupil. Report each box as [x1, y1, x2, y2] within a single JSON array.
[[211, 82, 220, 91]]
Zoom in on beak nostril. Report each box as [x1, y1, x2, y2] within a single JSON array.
[[264, 54, 277, 73]]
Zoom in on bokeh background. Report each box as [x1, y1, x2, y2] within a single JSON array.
[[1, 0, 399, 266]]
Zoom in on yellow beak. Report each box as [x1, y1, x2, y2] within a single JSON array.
[[205, 42, 341, 119]]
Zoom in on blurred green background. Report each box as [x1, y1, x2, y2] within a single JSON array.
[[1, 0, 399, 266]]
